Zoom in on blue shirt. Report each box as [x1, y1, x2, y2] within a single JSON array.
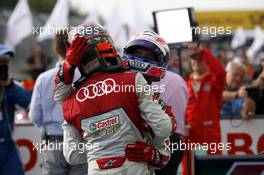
[[0, 81, 31, 142], [29, 62, 80, 136], [221, 98, 244, 117]]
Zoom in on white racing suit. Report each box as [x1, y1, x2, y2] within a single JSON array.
[[54, 71, 172, 175]]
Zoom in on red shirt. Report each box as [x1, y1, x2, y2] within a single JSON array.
[[185, 48, 226, 143]]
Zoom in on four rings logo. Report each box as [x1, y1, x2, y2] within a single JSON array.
[[129, 60, 148, 69], [76, 78, 116, 102]]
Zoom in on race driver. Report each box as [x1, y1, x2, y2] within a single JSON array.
[[122, 31, 188, 175], [54, 22, 173, 175], [122, 31, 177, 174]]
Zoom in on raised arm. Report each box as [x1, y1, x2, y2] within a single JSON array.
[[54, 35, 89, 102]]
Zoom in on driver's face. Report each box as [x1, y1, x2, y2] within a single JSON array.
[[133, 48, 157, 61], [133, 48, 166, 78]]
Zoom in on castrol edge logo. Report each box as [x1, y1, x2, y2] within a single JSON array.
[[90, 116, 119, 132]]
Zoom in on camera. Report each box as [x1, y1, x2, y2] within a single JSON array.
[[0, 64, 8, 81], [245, 85, 264, 114]]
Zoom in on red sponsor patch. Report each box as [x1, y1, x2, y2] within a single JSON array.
[[156, 36, 166, 45], [96, 156, 126, 169], [90, 116, 119, 132]]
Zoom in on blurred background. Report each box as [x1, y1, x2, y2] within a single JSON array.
[[0, 0, 264, 174], [0, 0, 264, 80]]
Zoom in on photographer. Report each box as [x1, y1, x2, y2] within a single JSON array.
[[250, 55, 264, 114], [0, 45, 31, 175], [221, 61, 256, 120]]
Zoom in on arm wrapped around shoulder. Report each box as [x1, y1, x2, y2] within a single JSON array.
[[136, 73, 172, 142], [62, 121, 87, 165]]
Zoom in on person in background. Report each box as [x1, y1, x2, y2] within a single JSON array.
[[251, 60, 264, 114], [252, 67, 264, 87], [167, 52, 180, 74], [252, 53, 264, 87], [0, 44, 31, 175], [218, 48, 234, 66], [183, 44, 226, 175], [241, 48, 254, 81], [26, 44, 51, 80], [29, 30, 86, 175], [221, 61, 256, 119]]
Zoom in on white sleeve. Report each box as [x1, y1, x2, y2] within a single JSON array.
[[62, 121, 87, 165], [136, 73, 172, 145], [54, 81, 74, 103], [53, 61, 77, 103]]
